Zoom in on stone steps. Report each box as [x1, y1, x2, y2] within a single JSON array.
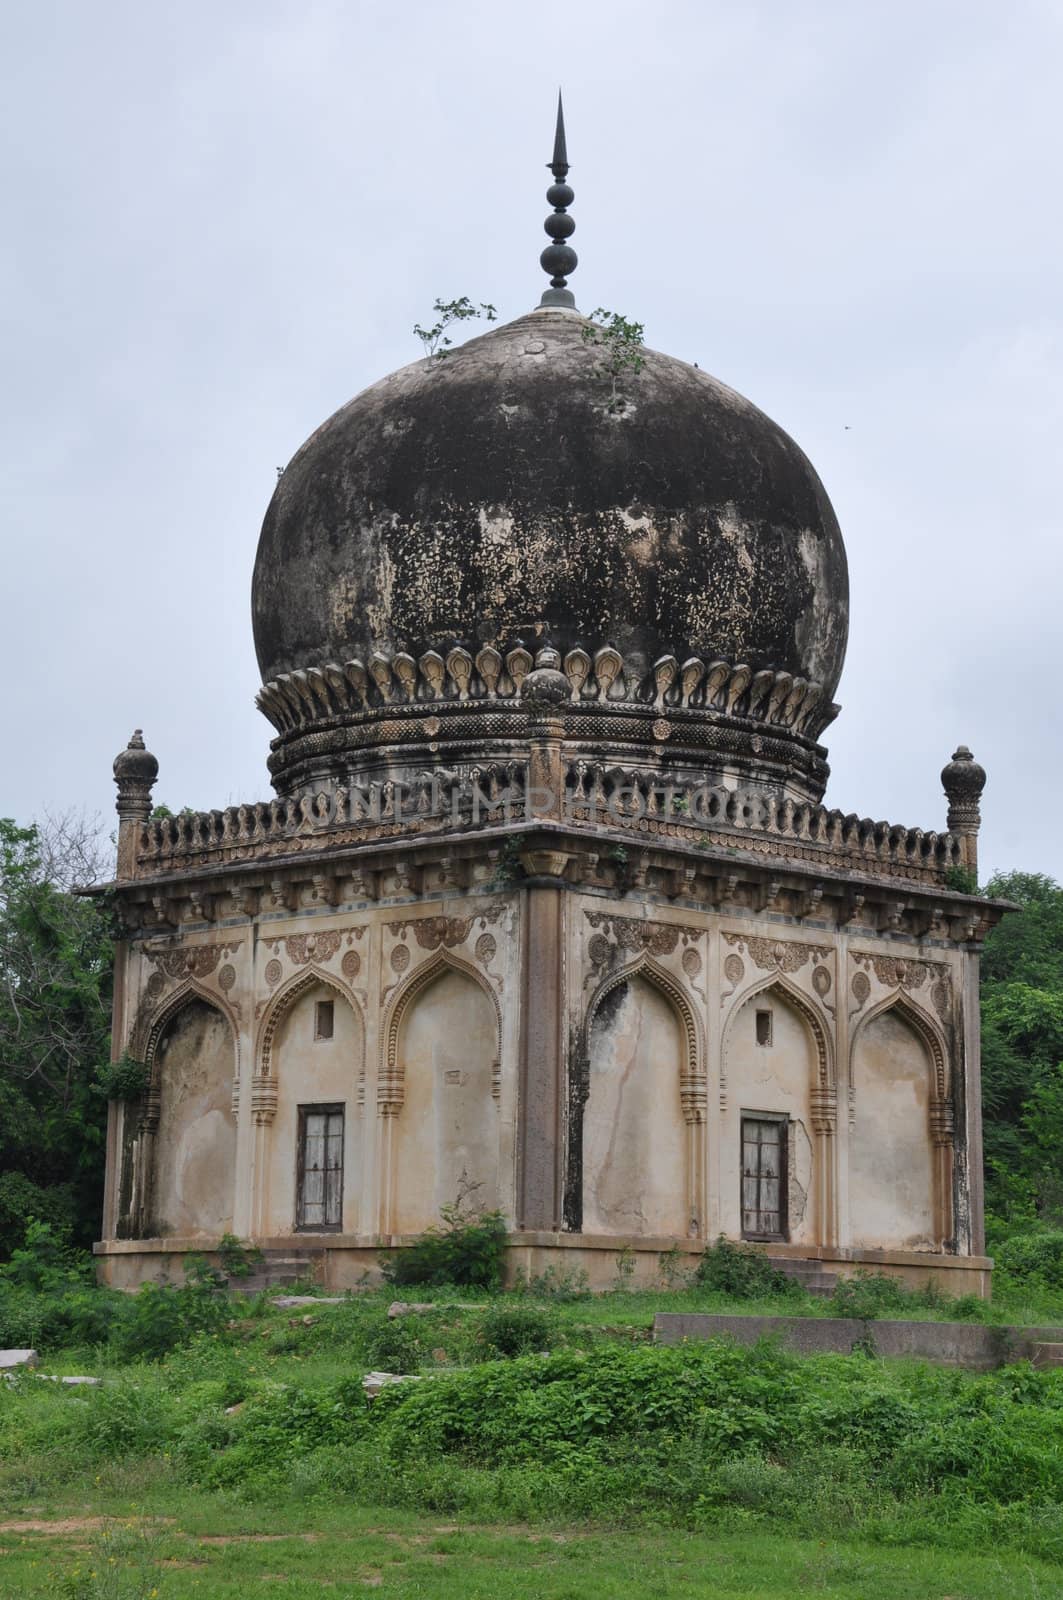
[[768, 1258, 839, 1297], [229, 1251, 322, 1294]]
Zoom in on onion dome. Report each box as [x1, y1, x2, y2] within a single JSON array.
[[251, 107, 849, 802]]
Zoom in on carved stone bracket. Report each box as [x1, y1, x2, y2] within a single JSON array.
[[251, 1075, 278, 1125]]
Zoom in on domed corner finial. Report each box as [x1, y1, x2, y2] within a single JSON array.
[[113, 729, 159, 816], [941, 744, 986, 879], [539, 90, 578, 309]]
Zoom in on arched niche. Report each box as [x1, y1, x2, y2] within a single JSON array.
[[720, 980, 829, 1248], [850, 1000, 947, 1250], [260, 972, 365, 1236], [581, 968, 690, 1238], [389, 961, 500, 1235], [149, 995, 236, 1237]]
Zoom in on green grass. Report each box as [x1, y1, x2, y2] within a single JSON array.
[[1, 1491, 1062, 1598], [6, 1281, 1063, 1597]]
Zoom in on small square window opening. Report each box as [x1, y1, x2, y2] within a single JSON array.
[[755, 1009, 773, 1047], [314, 999, 334, 1041]]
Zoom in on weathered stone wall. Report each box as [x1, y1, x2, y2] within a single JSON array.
[[103, 876, 978, 1286]]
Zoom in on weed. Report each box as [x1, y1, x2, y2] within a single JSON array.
[[694, 1236, 797, 1299]]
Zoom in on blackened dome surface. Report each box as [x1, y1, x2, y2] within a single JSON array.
[[252, 310, 849, 699]]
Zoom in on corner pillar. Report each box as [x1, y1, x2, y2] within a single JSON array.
[[516, 877, 568, 1231]]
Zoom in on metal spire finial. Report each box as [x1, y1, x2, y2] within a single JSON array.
[[539, 91, 577, 308]]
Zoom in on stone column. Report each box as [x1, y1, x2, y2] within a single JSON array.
[[961, 948, 986, 1256], [810, 1087, 838, 1248], [514, 657, 572, 1233], [516, 879, 567, 1231]]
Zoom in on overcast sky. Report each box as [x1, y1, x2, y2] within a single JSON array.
[[2, 0, 1060, 883]]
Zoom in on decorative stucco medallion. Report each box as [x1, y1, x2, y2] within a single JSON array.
[[424, 716, 441, 736], [145, 971, 165, 1001], [264, 958, 283, 987], [932, 976, 951, 1021], [218, 963, 236, 992], [723, 953, 745, 985], [851, 971, 871, 1006], [652, 718, 672, 741], [475, 933, 496, 967], [390, 945, 411, 974], [682, 947, 702, 978], [812, 965, 832, 997], [588, 933, 612, 968], [341, 949, 361, 980]]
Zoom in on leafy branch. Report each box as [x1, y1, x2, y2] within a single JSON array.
[[581, 307, 646, 413], [414, 297, 498, 361]]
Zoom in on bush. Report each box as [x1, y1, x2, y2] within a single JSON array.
[[110, 1276, 228, 1362], [994, 1228, 1063, 1290], [0, 1173, 78, 1258], [479, 1301, 557, 1358], [381, 1207, 507, 1290], [829, 1271, 947, 1320], [364, 1315, 425, 1374], [217, 1233, 265, 1280], [693, 1236, 796, 1298]]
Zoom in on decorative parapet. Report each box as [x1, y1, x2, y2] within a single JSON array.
[[256, 643, 836, 742], [132, 756, 964, 889]]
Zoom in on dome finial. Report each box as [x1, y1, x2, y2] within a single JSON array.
[[539, 90, 578, 309]]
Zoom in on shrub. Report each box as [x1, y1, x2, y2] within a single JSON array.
[[514, 1264, 590, 1300], [94, 1052, 149, 1102], [0, 1173, 79, 1258], [217, 1232, 265, 1279], [364, 1315, 426, 1374], [829, 1271, 948, 1320], [110, 1277, 228, 1362], [479, 1301, 557, 1358], [994, 1228, 1063, 1289], [381, 1207, 507, 1290], [693, 1236, 796, 1298]]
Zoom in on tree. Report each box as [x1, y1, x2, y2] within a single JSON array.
[[980, 873, 1063, 1222], [0, 814, 114, 1254]]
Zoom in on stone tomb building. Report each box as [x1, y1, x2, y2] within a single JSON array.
[[96, 117, 1004, 1293]]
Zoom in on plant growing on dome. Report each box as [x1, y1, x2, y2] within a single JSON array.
[[413, 296, 497, 360], [582, 307, 646, 413]]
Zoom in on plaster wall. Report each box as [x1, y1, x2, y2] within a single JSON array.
[[582, 975, 687, 1236], [263, 982, 364, 1236], [850, 1009, 935, 1250], [720, 989, 816, 1246], [391, 967, 501, 1233], [152, 1000, 236, 1237]]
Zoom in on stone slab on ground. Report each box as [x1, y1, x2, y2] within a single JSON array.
[[0, 1350, 38, 1369], [270, 1296, 348, 1308], [653, 1313, 1063, 1369]]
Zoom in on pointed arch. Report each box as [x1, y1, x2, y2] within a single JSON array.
[[851, 990, 949, 1102], [139, 979, 239, 1090], [848, 988, 953, 1249], [380, 948, 502, 1114], [583, 953, 704, 1121], [133, 981, 238, 1239], [722, 969, 833, 1092], [257, 964, 366, 1080], [722, 970, 838, 1247]]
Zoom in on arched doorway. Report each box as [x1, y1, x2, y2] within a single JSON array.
[[262, 977, 364, 1235], [720, 985, 823, 1248], [582, 973, 687, 1237], [151, 997, 236, 1237], [390, 965, 500, 1234], [850, 1006, 939, 1250]]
